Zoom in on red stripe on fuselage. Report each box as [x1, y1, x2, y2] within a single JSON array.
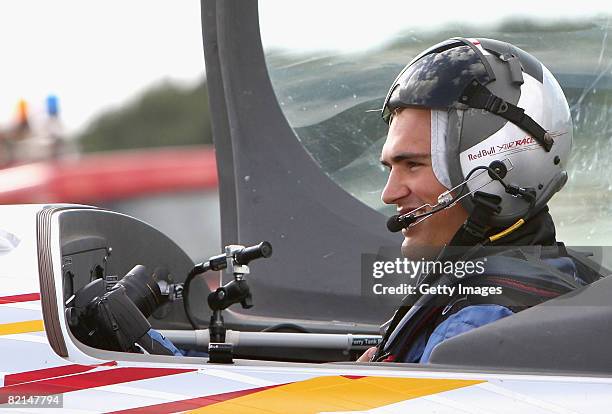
[[106, 384, 284, 414], [0, 293, 41, 304], [0, 367, 195, 404], [341, 375, 366, 380], [4, 361, 117, 387]]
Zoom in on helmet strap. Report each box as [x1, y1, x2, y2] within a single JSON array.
[[460, 80, 554, 151], [451, 191, 502, 245]]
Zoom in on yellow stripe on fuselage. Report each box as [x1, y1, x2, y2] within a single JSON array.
[[187, 375, 484, 414], [0, 319, 44, 335]]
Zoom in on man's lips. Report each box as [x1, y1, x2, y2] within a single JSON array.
[[398, 205, 428, 217], [397, 205, 431, 236]]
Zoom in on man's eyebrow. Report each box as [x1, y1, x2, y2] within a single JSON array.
[[380, 152, 431, 167]]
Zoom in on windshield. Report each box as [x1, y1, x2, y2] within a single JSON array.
[[260, 0, 612, 247]]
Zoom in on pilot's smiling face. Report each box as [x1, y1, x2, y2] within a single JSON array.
[[380, 108, 468, 258]]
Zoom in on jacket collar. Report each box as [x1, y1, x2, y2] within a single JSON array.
[[440, 206, 558, 262]]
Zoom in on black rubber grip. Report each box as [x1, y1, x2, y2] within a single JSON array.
[[234, 241, 273, 265]]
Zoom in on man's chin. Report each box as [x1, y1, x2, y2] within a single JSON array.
[[401, 237, 442, 260]]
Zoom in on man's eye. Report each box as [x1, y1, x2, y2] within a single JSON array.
[[405, 161, 422, 169]]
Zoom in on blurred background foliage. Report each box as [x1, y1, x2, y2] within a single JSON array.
[[78, 80, 212, 152]]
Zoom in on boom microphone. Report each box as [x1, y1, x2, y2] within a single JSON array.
[[387, 214, 417, 233], [386, 190, 454, 233]]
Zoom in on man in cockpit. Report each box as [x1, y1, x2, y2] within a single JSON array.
[[359, 37, 601, 363]]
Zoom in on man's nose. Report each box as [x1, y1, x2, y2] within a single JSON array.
[[381, 169, 410, 205]]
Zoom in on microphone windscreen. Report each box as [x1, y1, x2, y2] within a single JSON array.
[[386, 215, 404, 233]]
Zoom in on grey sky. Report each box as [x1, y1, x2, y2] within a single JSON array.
[[0, 1, 204, 134], [1, 0, 610, 135]]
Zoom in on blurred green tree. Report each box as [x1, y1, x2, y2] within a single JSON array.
[[79, 79, 212, 152]]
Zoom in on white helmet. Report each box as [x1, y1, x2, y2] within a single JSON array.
[[382, 38, 572, 228]]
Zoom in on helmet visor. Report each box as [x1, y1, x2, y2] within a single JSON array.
[[382, 45, 491, 124]]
